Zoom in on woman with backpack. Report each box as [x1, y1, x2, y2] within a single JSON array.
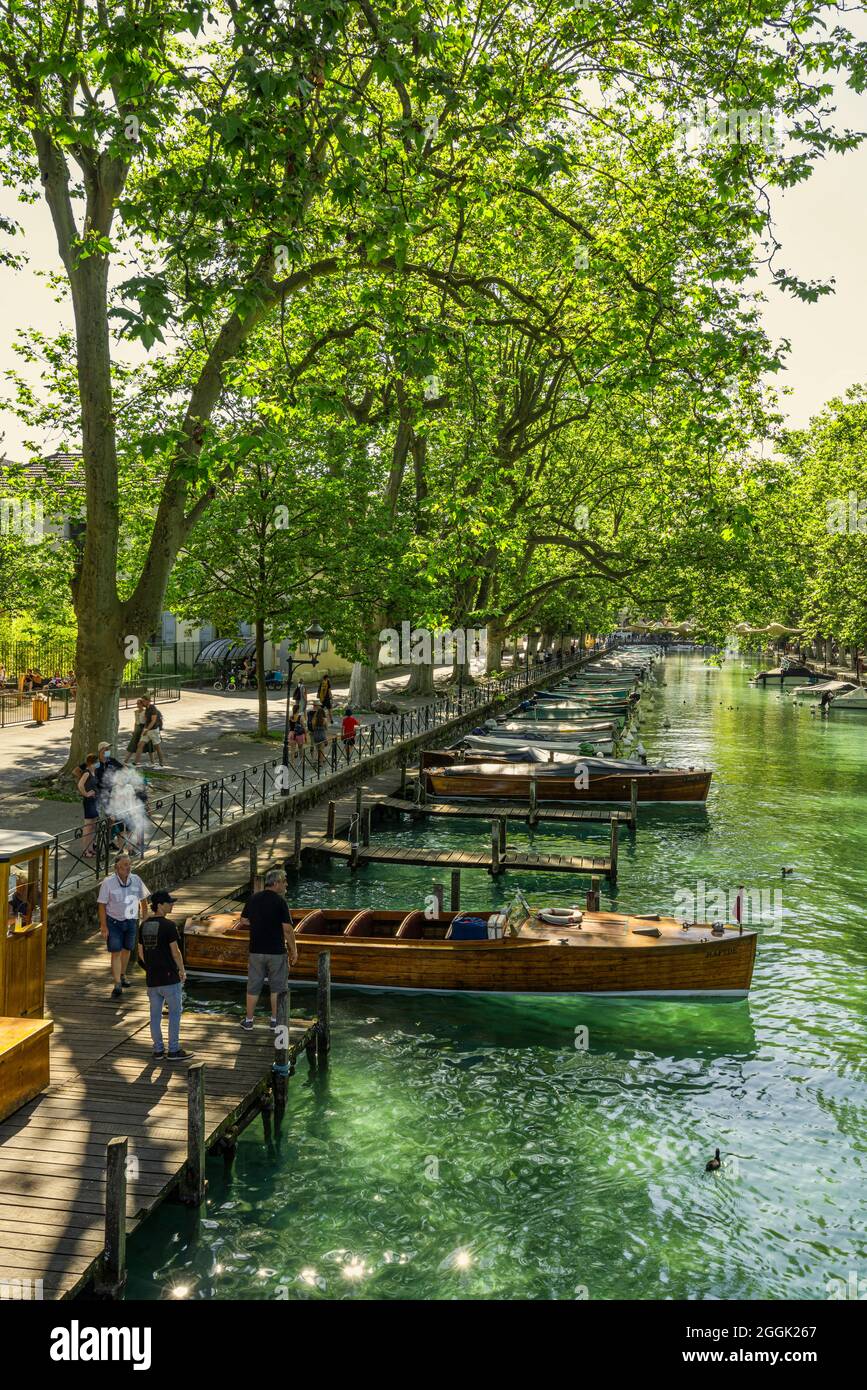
[[136, 699, 165, 767], [288, 704, 307, 764], [317, 673, 333, 724], [309, 701, 329, 767]]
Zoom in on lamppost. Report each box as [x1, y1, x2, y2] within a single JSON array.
[[281, 620, 325, 793]]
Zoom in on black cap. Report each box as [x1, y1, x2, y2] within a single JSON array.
[[150, 890, 176, 906]]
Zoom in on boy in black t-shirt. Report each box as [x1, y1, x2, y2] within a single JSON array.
[[137, 890, 191, 1061]]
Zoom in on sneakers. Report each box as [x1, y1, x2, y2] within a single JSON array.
[[167, 1049, 193, 1062], [120, 975, 132, 989], [111, 984, 122, 999], [240, 1018, 254, 1032], [153, 1049, 166, 1060], [269, 1017, 278, 1030]]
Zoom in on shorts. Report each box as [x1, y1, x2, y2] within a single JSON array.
[[312, 728, 327, 744], [247, 952, 289, 995], [83, 799, 98, 820], [106, 916, 137, 953], [142, 729, 161, 746], [292, 732, 305, 745]]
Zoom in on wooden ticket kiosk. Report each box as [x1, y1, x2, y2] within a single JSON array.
[[0, 830, 53, 1122]]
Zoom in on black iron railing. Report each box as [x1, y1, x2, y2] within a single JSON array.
[[0, 675, 182, 731], [45, 649, 610, 901]]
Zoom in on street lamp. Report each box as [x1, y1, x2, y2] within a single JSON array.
[[281, 620, 325, 792]]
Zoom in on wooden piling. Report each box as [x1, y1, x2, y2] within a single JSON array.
[[326, 800, 336, 840], [609, 817, 619, 883], [249, 843, 262, 893], [630, 778, 638, 832], [96, 1136, 128, 1298], [399, 756, 408, 798], [491, 822, 501, 875], [528, 776, 538, 826], [361, 805, 372, 847], [316, 951, 332, 1062], [432, 881, 445, 918], [450, 869, 461, 911], [499, 817, 507, 853], [585, 876, 600, 912], [355, 785, 363, 819], [293, 819, 303, 869], [180, 1062, 207, 1206]]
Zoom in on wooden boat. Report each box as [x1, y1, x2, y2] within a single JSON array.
[[422, 756, 712, 803], [492, 719, 618, 738], [182, 906, 756, 998], [463, 734, 616, 756]]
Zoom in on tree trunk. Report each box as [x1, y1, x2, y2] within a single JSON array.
[[255, 618, 268, 736], [66, 625, 127, 771], [405, 659, 435, 696], [349, 631, 380, 708], [485, 621, 505, 673]]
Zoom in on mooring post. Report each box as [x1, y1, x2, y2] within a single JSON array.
[[450, 869, 461, 911], [293, 819, 303, 869], [261, 1094, 274, 1142], [399, 755, 408, 798], [491, 822, 501, 875], [181, 1062, 207, 1206], [528, 776, 538, 826], [419, 768, 427, 805], [362, 805, 372, 847], [316, 950, 332, 1063], [250, 842, 262, 894], [609, 817, 619, 883], [97, 1136, 128, 1298], [355, 785, 363, 820], [273, 986, 290, 1108], [586, 875, 600, 912], [326, 800, 336, 840], [432, 881, 444, 919], [629, 778, 638, 833], [499, 817, 507, 853]]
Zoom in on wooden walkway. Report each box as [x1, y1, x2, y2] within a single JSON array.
[[380, 796, 631, 828], [0, 929, 319, 1299], [301, 835, 612, 879]]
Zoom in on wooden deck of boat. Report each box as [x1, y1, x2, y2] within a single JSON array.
[[301, 834, 612, 878], [0, 928, 317, 1300], [380, 796, 630, 827]]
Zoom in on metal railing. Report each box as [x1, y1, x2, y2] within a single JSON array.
[[0, 675, 182, 731], [45, 649, 608, 902]]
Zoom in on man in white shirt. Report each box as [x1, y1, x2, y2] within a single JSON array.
[[97, 853, 150, 999]]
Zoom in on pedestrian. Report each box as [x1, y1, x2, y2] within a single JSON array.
[[97, 853, 150, 999], [288, 703, 306, 763], [137, 891, 191, 1061], [136, 696, 165, 767], [123, 697, 148, 765], [292, 677, 308, 712], [341, 705, 359, 751], [95, 741, 123, 806], [317, 672, 333, 724], [77, 753, 99, 858], [309, 700, 328, 767], [237, 868, 297, 1031]]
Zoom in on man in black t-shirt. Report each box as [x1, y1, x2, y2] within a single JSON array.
[[137, 890, 191, 1061], [238, 869, 298, 1032]]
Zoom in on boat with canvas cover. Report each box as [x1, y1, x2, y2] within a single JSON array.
[[463, 733, 616, 756], [421, 754, 712, 803], [492, 719, 622, 737], [789, 678, 856, 700], [182, 900, 756, 998], [828, 686, 867, 709]]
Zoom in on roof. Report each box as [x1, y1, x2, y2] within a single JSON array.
[[0, 829, 55, 863], [0, 453, 85, 491]]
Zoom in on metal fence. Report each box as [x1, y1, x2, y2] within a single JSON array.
[[46, 650, 597, 901], [0, 675, 183, 731]]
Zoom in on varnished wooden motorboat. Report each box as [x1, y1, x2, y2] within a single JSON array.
[[421, 756, 712, 803], [182, 907, 756, 997]]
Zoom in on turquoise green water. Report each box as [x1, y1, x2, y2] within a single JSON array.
[[125, 656, 867, 1301]]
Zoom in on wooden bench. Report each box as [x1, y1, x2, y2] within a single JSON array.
[[0, 1017, 53, 1123]]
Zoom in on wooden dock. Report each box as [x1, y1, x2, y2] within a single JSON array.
[[380, 795, 631, 828], [300, 834, 613, 879], [0, 927, 326, 1300]]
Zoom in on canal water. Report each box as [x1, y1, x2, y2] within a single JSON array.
[[125, 655, 867, 1301]]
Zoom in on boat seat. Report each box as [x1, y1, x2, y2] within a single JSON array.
[[343, 909, 375, 936], [396, 910, 426, 939]]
